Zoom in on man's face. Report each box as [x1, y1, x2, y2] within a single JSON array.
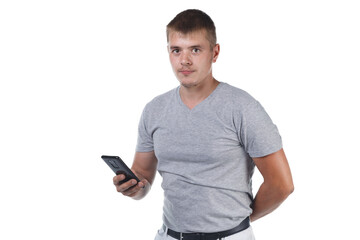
[[167, 30, 219, 88]]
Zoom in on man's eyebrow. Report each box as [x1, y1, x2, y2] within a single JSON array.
[[169, 45, 203, 49], [189, 45, 202, 49]]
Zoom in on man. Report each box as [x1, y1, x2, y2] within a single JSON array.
[[113, 9, 294, 240]]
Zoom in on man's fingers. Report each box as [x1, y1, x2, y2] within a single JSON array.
[[123, 180, 147, 196], [113, 174, 148, 198], [113, 174, 125, 185], [116, 179, 138, 193]]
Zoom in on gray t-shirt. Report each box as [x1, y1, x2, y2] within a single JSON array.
[[136, 82, 282, 233]]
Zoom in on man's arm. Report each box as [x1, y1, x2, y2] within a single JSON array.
[[113, 151, 158, 200], [250, 148, 294, 222]]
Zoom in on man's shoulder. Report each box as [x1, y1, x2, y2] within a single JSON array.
[[154, 87, 178, 101], [219, 82, 257, 107], [144, 86, 178, 111]]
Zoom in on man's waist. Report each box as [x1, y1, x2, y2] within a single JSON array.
[[164, 217, 250, 240]]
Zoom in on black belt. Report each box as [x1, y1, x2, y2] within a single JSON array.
[[165, 217, 250, 240]]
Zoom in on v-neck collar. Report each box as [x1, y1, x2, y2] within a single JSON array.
[[176, 82, 224, 112]]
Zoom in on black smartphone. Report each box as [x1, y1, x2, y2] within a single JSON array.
[[101, 155, 140, 184]]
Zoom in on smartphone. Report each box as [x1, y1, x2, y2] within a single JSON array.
[[101, 155, 140, 184]]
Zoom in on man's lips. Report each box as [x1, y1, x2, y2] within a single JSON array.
[[179, 70, 195, 75]]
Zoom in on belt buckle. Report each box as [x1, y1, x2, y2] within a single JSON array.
[[180, 231, 208, 240], [196, 233, 205, 240], [179, 232, 203, 240]]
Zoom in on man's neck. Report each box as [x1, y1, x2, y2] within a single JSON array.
[[179, 77, 219, 110]]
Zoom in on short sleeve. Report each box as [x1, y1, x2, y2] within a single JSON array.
[[135, 106, 154, 152], [238, 101, 282, 158]]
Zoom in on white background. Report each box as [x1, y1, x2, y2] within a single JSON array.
[[1, 0, 359, 239]]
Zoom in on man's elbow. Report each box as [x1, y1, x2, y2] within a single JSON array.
[[279, 181, 294, 200]]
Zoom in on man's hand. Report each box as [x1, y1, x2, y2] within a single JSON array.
[[113, 172, 150, 200], [113, 151, 158, 200]]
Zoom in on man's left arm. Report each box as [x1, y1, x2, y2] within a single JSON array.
[[250, 148, 294, 222]]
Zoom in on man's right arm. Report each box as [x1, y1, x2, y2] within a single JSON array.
[[113, 151, 158, 200]]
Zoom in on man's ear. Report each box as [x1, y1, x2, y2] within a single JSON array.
[[212, 43, 220, 63]]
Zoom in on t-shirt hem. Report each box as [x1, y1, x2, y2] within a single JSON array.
[[135, 147, 154, 153], [248, 144, 283, 158]]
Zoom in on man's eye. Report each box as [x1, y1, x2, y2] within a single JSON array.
[[172, 49, 180, 53], [192, 48, 200, 53]]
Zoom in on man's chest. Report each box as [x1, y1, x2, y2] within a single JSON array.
[[151, 110, 241, 164]]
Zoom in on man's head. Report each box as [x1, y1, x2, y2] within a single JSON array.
[[166, 9, 220, 88], [166, 9, 217, 49]]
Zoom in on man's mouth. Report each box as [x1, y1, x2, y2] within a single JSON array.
[[179, 70, 195, 75]]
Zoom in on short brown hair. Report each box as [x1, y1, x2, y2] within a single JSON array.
[[166, 9, 217, 48]]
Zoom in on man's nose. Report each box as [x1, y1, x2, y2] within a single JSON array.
[[180, 52, 192, 66]]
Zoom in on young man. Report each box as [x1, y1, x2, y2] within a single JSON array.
[[113, 9, 294, 240]]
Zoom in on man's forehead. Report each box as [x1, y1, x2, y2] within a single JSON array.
[[168, 29, 210, 46], [168, 28, 207, 37]]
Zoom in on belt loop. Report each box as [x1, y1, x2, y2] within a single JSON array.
[[163, 225, 169, 236], [180, 232, 183, 240]]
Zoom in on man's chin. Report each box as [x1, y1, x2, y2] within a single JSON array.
[[179, 80, 198, 89]]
